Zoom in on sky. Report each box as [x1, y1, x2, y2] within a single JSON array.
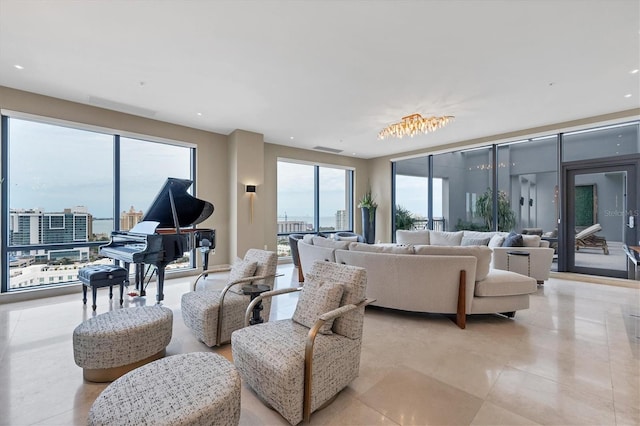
[[9, 118, 191, 218]]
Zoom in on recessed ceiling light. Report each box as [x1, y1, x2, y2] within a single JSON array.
[[196, 112, 202, 116], [290, 136, 294, 140], [631, 69, 639, 74], [624, 94, 632, 98], [14, 64, 24, 70]]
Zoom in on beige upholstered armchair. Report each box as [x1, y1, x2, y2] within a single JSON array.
[[231, 261, 371, 425], [181, 248, 278, 347]]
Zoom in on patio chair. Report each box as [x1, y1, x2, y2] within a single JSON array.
[[575, 223, 609, 255]]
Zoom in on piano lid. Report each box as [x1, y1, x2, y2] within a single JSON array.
[[142, 178, 214, 228]]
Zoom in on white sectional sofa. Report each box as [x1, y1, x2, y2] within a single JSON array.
[[297, 236, 537, 328], [397, 229, 555, 284]]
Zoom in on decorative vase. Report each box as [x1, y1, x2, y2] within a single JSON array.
[[361, 207, 376, 244]]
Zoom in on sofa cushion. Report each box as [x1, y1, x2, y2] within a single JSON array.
[[292, 277, 344, 334], [302, 234, 314, 244], [474, 269, 537, 297], [312, 236, 350, 250], [396, 230, 430, 245], [336, 235, 359, 242], [413, 245, 491, 281], [429, 230, 464, 246], [522, 234, 541, 247], [349, 242, 415, 254], [488, 234, 506, 248], [462, 231, 495, 240], [502, 232, 524, 247], [461, 236, 491, 246]]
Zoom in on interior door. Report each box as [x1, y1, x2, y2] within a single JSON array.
[[564, 162, 637, 278]]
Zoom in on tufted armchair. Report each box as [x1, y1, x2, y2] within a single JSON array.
[[181, 248, 278, 347], [231, 261, 371, 424]]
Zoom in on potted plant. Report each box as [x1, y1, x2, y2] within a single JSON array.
[[475, 188, 516, 231], [358, 189, 378, 243], [395, 205, 417, 230]]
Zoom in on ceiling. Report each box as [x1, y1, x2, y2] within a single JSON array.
[[0, 0, 638, 159]]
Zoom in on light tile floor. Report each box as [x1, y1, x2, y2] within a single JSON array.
[[0, 265, 638, 425]]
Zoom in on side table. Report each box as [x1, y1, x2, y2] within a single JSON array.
[[506, 250, 531, 279], [242, 284, 270, 325]]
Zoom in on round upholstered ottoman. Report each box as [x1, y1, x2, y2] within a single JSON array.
[[73, 305, 173, 382], [88, 352, 241, 426]]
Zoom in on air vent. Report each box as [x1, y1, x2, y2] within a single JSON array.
[[88, 96, 157, 117], [313, 146, 343, 154]]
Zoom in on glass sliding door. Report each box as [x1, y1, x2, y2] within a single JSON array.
[[564, 163, 638, 278]]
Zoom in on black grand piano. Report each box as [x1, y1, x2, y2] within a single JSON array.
[[100, 177, 215, 303]]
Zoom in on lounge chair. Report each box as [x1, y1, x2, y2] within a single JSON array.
[[575, 223, 609, 255]]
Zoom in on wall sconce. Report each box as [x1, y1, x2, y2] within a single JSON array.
[[519, 196, 524, 206], [529, 198, 534, 207], [246, 185, 256, 223]]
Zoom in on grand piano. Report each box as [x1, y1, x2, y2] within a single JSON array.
[[100, 177, 215, 303]]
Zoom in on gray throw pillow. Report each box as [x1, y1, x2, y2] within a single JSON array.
[[502, 232, 524, 247], [461, 236, 491, 246], [292, 278, 344, 334], [228, 258, 258, 294]]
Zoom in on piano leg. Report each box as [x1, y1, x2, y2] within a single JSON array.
[[156, 265, 166, 303], [135, 264, 146, 297], [200, 247, 210, 277]]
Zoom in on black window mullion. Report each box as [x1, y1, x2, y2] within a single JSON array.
[[314, 166, 320, 232], [114, 135, 120, 231], [1, 115, 9, 293]]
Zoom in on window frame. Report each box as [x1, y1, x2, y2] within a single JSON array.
[[1, 112, 197, 293]]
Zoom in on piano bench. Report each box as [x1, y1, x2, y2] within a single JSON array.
[[73, 305, 173, 382], [79, 265, 129, 311]]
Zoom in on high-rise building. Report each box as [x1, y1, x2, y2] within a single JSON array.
[[9, 207, 91, 262], [335, 209, 347, 231], [120, 206, 144, 231]]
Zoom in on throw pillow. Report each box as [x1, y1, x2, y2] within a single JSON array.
[[502, 232, 524, 247], [488, 234, 505, 248], [292, 278, 344, 334], [429, 230, 464, 246], [312, 237, 350, 250], [228, 258, 258, 294], [461, 236, 491, 246], [396, 230, 430, 245], [336, 235, 359, 242]]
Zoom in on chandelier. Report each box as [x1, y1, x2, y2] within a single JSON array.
[[378, 113, 454, 139]]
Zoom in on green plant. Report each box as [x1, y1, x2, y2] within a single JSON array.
[[454, 219, 489, 231], [358, 189, 377, 222], [357, 189, 378, 209], [475, 188, 516, 231], [395, 205, 417, 230]]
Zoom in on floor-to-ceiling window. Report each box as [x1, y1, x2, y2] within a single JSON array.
[[433, 147, 494, 232], [276, 159, 354, 257], [391, 121, 640, 279], [561, 122, 640, 277], [2, 115, 194, 293]]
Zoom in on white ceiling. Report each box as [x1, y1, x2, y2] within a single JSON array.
[[0, 0, 638, 159]]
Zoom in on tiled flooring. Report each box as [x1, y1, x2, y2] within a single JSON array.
[[1, 265, 639, 425]]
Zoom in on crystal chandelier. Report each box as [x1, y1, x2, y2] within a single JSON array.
[[378, 113, 454, 139]]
